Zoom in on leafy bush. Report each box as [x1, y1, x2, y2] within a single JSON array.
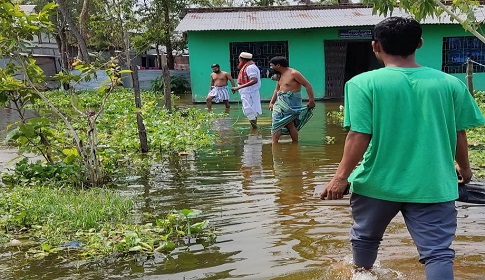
[[151, 76, 191, 93], [7, 89, 217, 181], [2, 158, 84, 188]]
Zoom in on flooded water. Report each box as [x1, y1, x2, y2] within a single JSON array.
[[1, 97, 485, 280]]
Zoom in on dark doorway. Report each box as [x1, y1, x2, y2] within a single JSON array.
[[344, 41, 381, 83], [324, 40, 382, 98]]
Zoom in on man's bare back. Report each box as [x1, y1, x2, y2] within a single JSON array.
[[211, 71, 231, 87], [277, 68, 303, 93]]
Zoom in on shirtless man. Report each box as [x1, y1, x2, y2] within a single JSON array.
[[207, 64, 235, 111], [268, 56, 315, 144]]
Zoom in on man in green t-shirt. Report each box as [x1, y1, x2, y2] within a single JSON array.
[[320, 17, 485, 279]]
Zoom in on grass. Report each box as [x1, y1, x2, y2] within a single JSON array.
[[0, 185, 215, 259], [0, 186, 133, 244]]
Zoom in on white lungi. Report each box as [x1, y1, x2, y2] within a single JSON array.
[[207, 86, 230, 103], [240, 90, 262, 121]]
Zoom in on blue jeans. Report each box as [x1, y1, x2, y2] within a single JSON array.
[[350, 193, 457, 280]]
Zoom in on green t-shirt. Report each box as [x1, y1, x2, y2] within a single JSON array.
[[344, 66, 485, 203]]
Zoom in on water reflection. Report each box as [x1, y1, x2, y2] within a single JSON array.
[[272, 143, 307, 208], [1, 101, 485, 280], [241, 131, 264, 190]]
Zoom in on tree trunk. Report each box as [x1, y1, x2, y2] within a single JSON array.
[[161, 53, 172, 111], [130, 64, 149, 153], [56, 0, 91, 63], [466, 58, 474, 95], [56, 22, 70, 90], [124, 31, 131, 69], [166, 43, 175, 70], [156, 45, 162, 69], [87, 114, 103, 186], [79, 0, 90, 40], [162, 0, 175, 69]]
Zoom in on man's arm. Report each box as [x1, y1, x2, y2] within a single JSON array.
[[456, 130, 472, 183], [233, 65, 259, 92], [234, 78, 257, 90], [269, 83, 280, 110], [293, 71, 315, 108], [209, 74, 215, 90], [320, 130, 371, 200], [226, 72, 236, 87]]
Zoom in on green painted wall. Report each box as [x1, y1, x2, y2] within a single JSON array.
[[187, 29, 329, 103], [187, 24, 485, 103]]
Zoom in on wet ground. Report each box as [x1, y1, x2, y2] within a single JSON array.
[[0, 98, 484, 279]]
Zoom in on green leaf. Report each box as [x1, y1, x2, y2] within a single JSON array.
[[62, 148, 79, 157], [40, 2, 58, 13], [4, 127, 20, 142], [0, 92, 8, 104], [139, 242, 152, 250], [29, 117, 50, 126], [187, 209, 202, 219], [19, 124, 36, 138], [128, 245, 143, 252], [190, 220, 208, 233], [157, 241, 176, 252], [41, 243, 52, 252], [178, 209, 193, 217]]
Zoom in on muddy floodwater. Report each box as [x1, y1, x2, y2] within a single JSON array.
[[0, 98, 484, 280]]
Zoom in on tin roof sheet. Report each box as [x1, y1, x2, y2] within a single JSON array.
[[20, 5, 36, 14], [176, 6, 485, 31]]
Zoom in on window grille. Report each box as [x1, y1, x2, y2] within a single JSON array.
[[442, 36, 485, 73], [229, 41, 289, 79]]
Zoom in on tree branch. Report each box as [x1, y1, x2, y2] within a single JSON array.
[[433, 0, 485, 44]]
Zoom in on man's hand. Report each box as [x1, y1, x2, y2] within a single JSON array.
[[320, 177, 350, 200], [231, 86, 239, 93], [456, 164, 473, 184], [307, 99, 315, 109]]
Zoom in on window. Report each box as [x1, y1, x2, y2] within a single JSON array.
[[229, 41, 289, 79], [442, 36, 485, 73]]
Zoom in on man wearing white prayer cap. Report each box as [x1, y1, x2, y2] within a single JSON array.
[[232, 52, 262, 129]]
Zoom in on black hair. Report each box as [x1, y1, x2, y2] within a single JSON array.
[[211, 63, 220, 68], [373, 17, 422, 57], [269, 56, 289, 67]]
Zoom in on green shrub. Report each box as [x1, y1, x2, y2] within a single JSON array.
[[151, 76, 191, 93]]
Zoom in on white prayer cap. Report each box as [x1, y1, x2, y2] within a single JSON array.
[[239, 52, 253, 59]]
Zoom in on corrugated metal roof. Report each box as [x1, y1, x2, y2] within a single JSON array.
[[20, 5, 36, 14], [176, 6, 485, 31]]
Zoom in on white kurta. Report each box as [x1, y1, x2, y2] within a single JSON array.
[[238, 64, 262, 120]]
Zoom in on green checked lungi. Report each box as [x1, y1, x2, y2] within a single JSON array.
[[271, 91, 314, 135]]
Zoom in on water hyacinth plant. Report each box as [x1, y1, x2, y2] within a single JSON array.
[[0, 186, 215, 259], [3, 89, 218, 186]]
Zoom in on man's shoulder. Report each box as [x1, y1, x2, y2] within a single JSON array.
[[348, 69, 381, 84], [289, 68, 301, 75], [247, 64, 259, 70]]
